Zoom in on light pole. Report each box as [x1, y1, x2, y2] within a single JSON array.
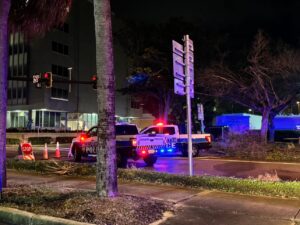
[[297, 101, 300, 114]]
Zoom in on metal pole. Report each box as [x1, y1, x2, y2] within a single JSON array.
[[184, 35, 193, 176]]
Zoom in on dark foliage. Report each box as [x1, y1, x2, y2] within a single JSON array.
[[9, 0, 72, 37]]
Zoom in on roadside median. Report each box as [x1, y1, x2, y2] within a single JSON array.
[[6, 159, 300, 199], [0, 207, 94, 225]]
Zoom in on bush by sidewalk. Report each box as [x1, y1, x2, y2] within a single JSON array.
[[214, 133, 300, 162], [6, 159, 300, 199]]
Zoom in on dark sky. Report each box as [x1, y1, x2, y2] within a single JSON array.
[[111, 0, 300, 44]]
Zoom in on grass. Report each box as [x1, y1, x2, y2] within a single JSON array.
[[6, 159, 300, 199]]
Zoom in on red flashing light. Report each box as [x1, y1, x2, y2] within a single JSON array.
[[80, 135, 87, 142], [205, 136, 211, 143], [44, 73, 49, 79], [141, 150, 146, 155], [91, 75, 97, 81], [156, 122, 164, 126]]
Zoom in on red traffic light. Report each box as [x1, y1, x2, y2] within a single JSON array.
[[44, 73, 49, 79]]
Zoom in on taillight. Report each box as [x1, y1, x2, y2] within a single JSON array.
[[205, 136, 211, 143], [131, 138, 137, 147], [80, 135, 87, 142]]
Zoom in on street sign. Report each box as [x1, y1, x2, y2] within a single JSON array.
[[21, 143, 35, 160], [197, 104, 204, 120], [32, 74, 41, 88], [172, 40, 185, 95], [172, 40, 194, 98], [174, 78, 186, 95]]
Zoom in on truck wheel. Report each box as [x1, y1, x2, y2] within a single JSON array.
[[181, 145, 199, 157], [143, 155, 157, 167], [117, 152, 128, 168], [73, 145, 82, 162]]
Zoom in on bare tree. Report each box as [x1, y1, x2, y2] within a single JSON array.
[[202, 31, 300, 142], [93, 0, 118, 197], [0, 0, 71, 190]]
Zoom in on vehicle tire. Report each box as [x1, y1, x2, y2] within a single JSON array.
[[143, 155, 157, 167], [117, 152, 128, 168], [73, 145, 82, 162], [181, 145, 199, 157]]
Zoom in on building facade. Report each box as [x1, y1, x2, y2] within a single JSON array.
[[7, 0, 151, 131]]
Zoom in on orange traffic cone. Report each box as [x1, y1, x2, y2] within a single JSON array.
[[43, 143, 48, 160], [55, 142, 61, 158]]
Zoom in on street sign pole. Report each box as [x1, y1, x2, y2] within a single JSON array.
[[184, 35, 193, 176]]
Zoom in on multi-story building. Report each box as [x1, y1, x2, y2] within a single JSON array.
[[7, 0, 154, 131]]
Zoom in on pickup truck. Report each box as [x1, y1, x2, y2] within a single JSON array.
[[68, 123, 157, 167], [137, 123, 212, 157]]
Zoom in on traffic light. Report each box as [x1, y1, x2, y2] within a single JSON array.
[[91, 75, 97, 89], [44, 72, 53, 88]]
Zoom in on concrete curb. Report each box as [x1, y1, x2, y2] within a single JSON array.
[[0, 207, 95, 225]]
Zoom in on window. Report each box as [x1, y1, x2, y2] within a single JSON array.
[[116, 125, 139, 135], [131, 100, 140, 109], [87, 127, 97, 137], [162, 127, 175, 135], [51, 88, 68, 99], [141, 126, 175, 135], [52, 64, 69, 78], [142, 127, 160, 134], [52, 41, 69, 55], [57, 23, 69, 33]]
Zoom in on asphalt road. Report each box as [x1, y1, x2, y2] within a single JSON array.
[[6, 146, 300, 181]]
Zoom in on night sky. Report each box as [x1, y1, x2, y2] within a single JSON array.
[[111, 0, 300, 45]]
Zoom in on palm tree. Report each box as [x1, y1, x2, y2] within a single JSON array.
[[0, 0, 71, 190], [93, 0, 118, 197]]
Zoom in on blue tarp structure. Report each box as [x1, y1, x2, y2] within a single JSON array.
[[215, 113, 262, 133], [215, 113, 300, 133]]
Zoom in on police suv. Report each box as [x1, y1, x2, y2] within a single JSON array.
[[69, 123, 158, 167]]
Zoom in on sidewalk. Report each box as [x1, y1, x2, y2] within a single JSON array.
[[7, 170, 300, 225]]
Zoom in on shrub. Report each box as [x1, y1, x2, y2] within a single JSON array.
[[215, 132, 300, 162], [28, 137, 52, 145], [56, 136, 74, 144], [6, 138, 20, 145]]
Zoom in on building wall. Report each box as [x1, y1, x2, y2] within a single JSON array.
[[7, 0, 145, 130]]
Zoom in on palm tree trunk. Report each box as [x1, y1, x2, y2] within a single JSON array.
[[93, 0, 118, 197], [0, 0, 11, 190]]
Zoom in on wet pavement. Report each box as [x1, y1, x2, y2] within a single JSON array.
[[6, 146, 300, 181]]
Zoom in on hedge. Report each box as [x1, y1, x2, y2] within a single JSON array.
[[6, 159, 300, 199]]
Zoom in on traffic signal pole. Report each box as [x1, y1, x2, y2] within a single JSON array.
[[184, 35, 193, 176]]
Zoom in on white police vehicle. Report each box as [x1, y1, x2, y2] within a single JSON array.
[[69, 123, 158, 167], [137, 123, 212, 157]]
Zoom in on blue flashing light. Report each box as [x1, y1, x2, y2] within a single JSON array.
[[167, 148, 173, 152], [160, 149, 165, 153]]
